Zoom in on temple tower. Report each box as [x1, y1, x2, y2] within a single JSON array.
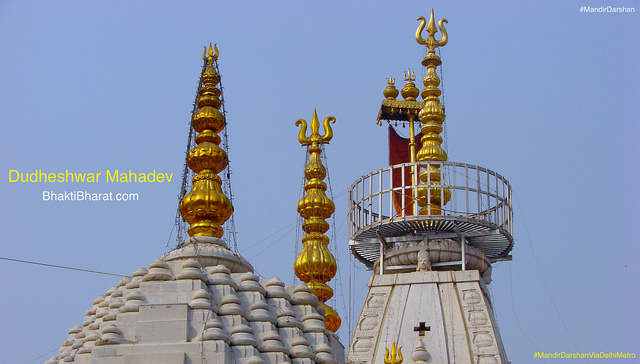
[[47, 45, 345, 364], [347, 11, 513, 364]]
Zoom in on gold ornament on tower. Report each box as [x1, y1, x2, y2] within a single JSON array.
[[294, 109, 341, 332], [384, 342, 404, 364], [383, 78, 399, 100], [401, 69, 419, 101], [415, 10, 451, 215], [179, 44, 233, 238]]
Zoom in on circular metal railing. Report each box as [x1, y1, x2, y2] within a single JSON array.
[[348, 161, 513, 267]]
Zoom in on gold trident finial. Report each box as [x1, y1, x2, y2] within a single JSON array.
[[416, 9, 448, 53], [202, 43, 219, 62], [404, 68, 416, 82], [387, 77, 396, 85], [295, 108, 335, 147], [384, 342, 403, 364]]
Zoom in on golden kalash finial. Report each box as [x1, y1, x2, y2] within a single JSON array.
[[384, 342, 404, 364], [179, 44, 233, 238], [384, 77, 399, 100], [294, 109, 341, 332], [414, 10, 451, 215], [401, 68, 419, 101]]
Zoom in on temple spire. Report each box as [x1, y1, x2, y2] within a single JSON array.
[[294, 109, 341, 332], [179, 44, 233, 240], [415, 10, 451, 215]]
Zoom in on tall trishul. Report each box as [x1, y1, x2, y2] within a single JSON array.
[[294, 109, 341, 332], [415, 9, 451, 215], [179, 44, 233, 239]]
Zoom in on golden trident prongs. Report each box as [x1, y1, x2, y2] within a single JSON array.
[[416, 9, 448, 53], [384, 342, 404, 364], [295, 108, 335, 146], [404, 68, 416, 82], [202, 43, 219, 62]]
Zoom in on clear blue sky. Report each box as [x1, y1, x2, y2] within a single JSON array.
[[1, 1, 638, 363]]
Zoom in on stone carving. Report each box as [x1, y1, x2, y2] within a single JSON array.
[[411, 340, 430, 363], [366, 293, 386, 309], [473, 331, 494, 347], [462, 289, 481, 305], [478, 354, 499, 363], [358, 314, 378, 331], [467, 310, 488, 326], [352, 336, 374, 353], [384, 239, 492, 274], [416, 249, 431, 271]]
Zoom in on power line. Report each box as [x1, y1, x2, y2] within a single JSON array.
[[0, 256, 130, 278]]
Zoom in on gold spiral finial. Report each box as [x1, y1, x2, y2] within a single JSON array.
[[294, 109, 340, 332], [179, 45, 233, 238]]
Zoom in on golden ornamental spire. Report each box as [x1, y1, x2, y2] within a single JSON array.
[[179, 44, 233, 238], [294, 109, 341, 332], [415, 10, 451, 215]]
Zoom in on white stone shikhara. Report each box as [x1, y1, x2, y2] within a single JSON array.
[[47, 242, 344, 364], [347, 269, 508, 364]]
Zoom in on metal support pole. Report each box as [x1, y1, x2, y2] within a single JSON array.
[[377, 231, 388, 275], [454, 223, 466, 271], [408, 114, 417, 164], [380, 240, 384, 275], [461, 233, 466, 271], [408, 114, 418, 216]]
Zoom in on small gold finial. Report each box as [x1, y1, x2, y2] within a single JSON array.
[[401, 68, 419, 101], [294, 109, 340, 332], [203, 43, 219, 62], [384, 342, 404, 364], [416, 9, 448, 54], [404, 69, 416, 82], [384, 77, 399, 100]]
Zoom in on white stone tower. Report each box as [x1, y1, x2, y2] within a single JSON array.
[[346, 11, 513, 364]]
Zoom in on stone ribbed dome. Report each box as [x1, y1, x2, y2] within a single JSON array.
[[46, 242, 344, 364]]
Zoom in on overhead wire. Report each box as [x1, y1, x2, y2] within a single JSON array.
[[245, 221, 298, 262], [322, 144, 350, 338], [0, 256, 129, 278], [293, 145, 310, 285], [214, 58, 239, 254], [23, 347, 59, 364], [513, 193, 586, 362]]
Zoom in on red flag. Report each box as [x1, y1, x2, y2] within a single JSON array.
[[389, 126, 422, 216]]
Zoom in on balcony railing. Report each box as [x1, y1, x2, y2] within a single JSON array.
[[348, 161, 513, 266]]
